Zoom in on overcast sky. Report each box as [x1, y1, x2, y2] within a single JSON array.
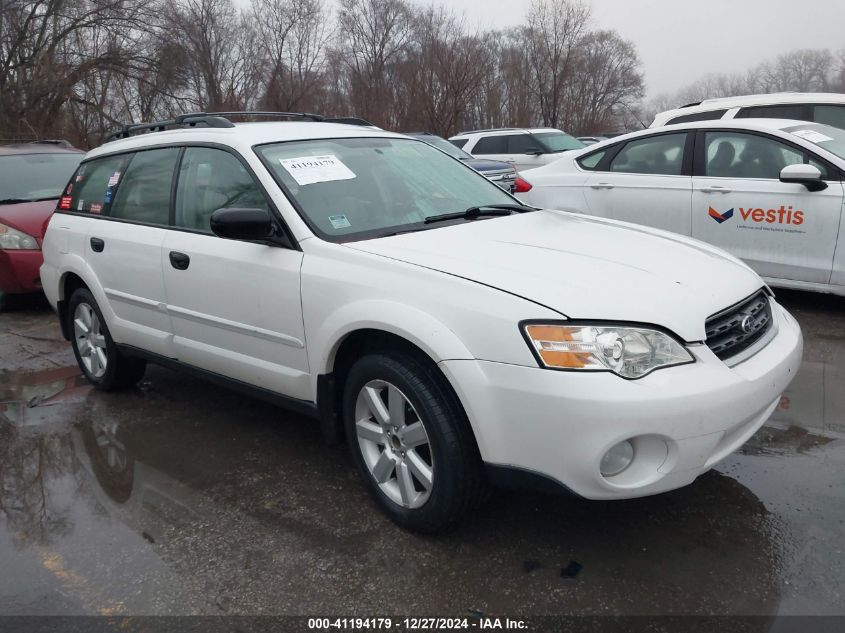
[[445, 0, 845, 98]]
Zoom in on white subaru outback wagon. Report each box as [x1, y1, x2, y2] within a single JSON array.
[[41, 113, 803, 532]]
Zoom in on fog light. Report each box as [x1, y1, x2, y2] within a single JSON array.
[[600, 440, 634, 477]]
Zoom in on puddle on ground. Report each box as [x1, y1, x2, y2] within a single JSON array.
[[0, 365, 90, 428]]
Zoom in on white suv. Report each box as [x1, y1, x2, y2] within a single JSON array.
[[651, 92, 845, 130], [448, 127, 585, 171], [41, 112, 802, 532]]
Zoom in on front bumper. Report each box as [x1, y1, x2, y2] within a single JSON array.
[[440, 300, 802, 499], [0, 249, 43, 294]]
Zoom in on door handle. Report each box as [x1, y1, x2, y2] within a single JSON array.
[[90, 237, 105, 252], [590, 183, 615, 190], [169, 251, 190, 270], [700, 186, 732, 193]]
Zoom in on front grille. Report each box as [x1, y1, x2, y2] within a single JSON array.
[[484, 170, 517, 192], [705, 290, 773, 361]]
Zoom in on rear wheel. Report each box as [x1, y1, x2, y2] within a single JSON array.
[[68, 288, 146, 390], [343, 351, 485, 533]]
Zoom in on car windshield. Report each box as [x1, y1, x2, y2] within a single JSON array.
[[534, 132, 586, 153], [255, 137, 516, 242], [785, 123, 845, 162], [0, 153, 82, 202]]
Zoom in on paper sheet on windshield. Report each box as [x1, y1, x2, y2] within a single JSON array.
[[279, 155, 356, 186], [792, 129, 833, 144]]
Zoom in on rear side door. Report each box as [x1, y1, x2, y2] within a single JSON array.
[[690, 130, 843, 284], [161, 146, 309, 400], [582, 131, 694, 236], [64, 149, 177, 357], [468, 135, 510, 164]]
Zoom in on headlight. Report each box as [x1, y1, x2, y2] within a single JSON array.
[[523, 323, 693, 379], [0, 223, 39, 250]]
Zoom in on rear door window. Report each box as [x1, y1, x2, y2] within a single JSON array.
[[609, 133, 687, 175], [473, 136, 508, 154], [450, 139, 468, 149], [108, 148, 181, 225], [62, 154, 130, 215]]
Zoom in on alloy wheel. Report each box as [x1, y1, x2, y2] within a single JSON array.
[[73, 302, 108, 378], [354, 379, 434, 509]]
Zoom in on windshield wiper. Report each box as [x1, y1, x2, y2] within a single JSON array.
[[423, 203, 535, 225]]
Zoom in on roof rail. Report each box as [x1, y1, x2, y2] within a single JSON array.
[[455, 127, 520, 135], [322, 116, 376, 127], [104, 111, 327, 143]]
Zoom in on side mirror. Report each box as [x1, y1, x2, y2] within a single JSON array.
[[210, 207, 274, 241], [779, 164, 827, 192]]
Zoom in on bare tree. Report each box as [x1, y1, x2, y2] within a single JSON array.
[[399, 7, 489, 136], [524, 0, 590, 128], [252, 0, 333, 112], [161, 0, 261, 111], [564, 29, 644, 134], [337, 0, 412, 126], [0, 0, 147, 140]]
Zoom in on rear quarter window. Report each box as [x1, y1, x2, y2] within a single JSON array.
[[577, 150, 608, 170], [813, 105, 845, 131], [60, 154, 130, 215], [666, 109, 727, 125], [736, 104, 809, 120]]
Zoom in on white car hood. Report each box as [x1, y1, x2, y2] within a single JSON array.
[[348, 210, 764, 341]]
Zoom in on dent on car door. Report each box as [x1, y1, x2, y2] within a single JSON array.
[[691, 130, 842, 284], [582, 132, 693, 235], [69, 149, 178, 357], [161, 146, 310, 399]]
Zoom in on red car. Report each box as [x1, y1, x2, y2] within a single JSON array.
[[0, 141, 83, 309]]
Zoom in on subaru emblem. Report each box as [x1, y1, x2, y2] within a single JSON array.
[[740, 314, 755, 334]]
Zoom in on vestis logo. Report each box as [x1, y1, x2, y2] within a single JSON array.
[[708, 207, 734, 223], [708, 205, 805, 226], [739, 205, 803, 225]]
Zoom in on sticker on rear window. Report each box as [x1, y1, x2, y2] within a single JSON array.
[[108, 171, 121, 186], [280, 155, 356, 186], [328, 214, 352, 229], [90, 203, 102, 214], [792, 129, 834, 144], [77, 199, 84, 211]]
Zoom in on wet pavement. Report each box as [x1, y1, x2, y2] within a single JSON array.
[[0, 291, 843, 618]]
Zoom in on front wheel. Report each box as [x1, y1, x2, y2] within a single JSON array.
[[68, 288, 146, 390], [343, 352, 485, 533]]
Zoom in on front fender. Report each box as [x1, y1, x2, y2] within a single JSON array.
[[311, 299, 475, 384]]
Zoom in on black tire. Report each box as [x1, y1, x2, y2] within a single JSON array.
[[343, 351, 486, 533], [67, 287, 147, 391]]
